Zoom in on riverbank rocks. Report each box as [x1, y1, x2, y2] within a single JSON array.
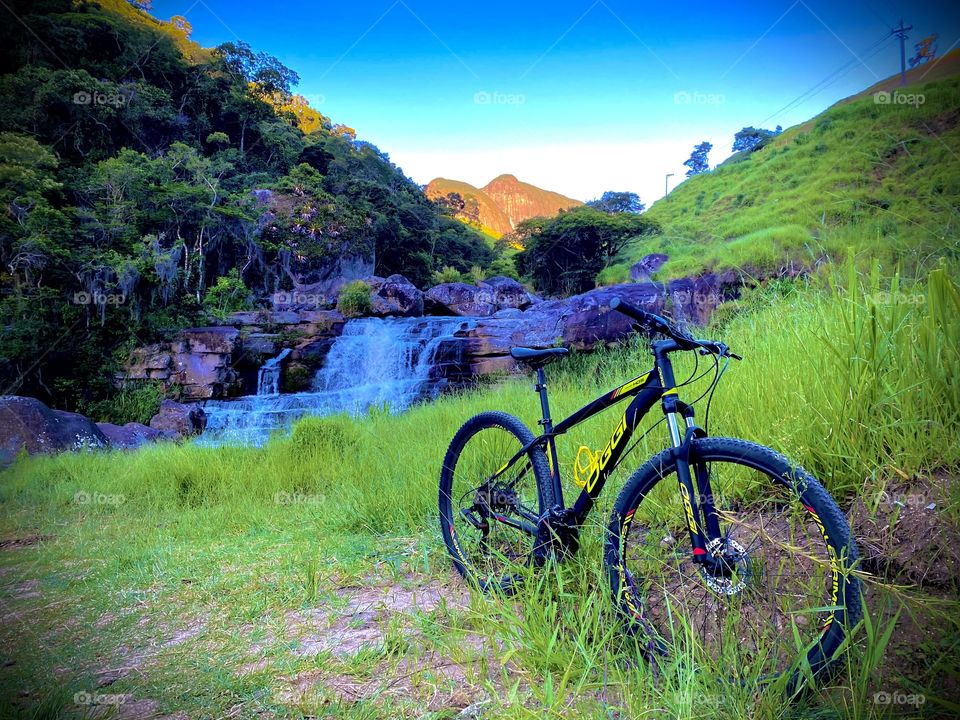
[[451, 275, 744, 374], [96, 421, 171, 449], [0, 396, 107, 464], [121, 312, 346, 400], [365, 274, 424, 317], [478, 276, 535, 311], [425, 276, 535, 316], [149, 400, 207, 437], [122, 327, 242, 400]]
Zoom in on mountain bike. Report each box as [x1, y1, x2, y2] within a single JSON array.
[[438, 297, 862, 687]]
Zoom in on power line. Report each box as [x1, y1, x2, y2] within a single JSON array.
[[755, 33, 893, 127]]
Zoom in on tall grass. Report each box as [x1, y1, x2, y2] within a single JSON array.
[[3, 264, 958, 527], [2, 267, 958, 718]]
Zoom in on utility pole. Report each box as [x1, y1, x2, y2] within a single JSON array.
[[891, 19, 913, 86], [665, 173, 674, 198]]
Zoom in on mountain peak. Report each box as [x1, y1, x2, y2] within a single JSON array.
[[426, 174, 582, 237]]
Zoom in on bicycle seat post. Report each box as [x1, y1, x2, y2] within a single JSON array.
[[534, 367, 561, 490]]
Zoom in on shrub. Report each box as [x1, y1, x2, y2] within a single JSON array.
[[336, 280, 373, 317], [83, 381, 166, 425], [203, 269, 251, 320], [432, 265, 463, 284]]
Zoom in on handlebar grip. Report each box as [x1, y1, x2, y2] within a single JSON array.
[[609, 297, 650, 324]]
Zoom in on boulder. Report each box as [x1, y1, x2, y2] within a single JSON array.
[[149, 400, 207, 438], [178, 326, 238, 354], [366, 274, 424, 317], [425, 283, 496, 317], [96, 422, 171, 449], [0, 396, 107, 464], [478, 276, 533, 311], [273, 253, 374, 306], [630, 253, 669, 282]]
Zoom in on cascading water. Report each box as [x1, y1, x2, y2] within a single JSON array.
[[199, 316, 470, 446], [257, 348, 291, 396]]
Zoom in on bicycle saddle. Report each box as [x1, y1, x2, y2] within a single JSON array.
[[509, 347, 569, 367]]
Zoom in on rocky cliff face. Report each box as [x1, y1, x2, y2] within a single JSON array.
[[481, 174, 582, 231], [425, 175, 582, 236]]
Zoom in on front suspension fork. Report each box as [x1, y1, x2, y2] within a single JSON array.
[[665, 397, 722, 562]]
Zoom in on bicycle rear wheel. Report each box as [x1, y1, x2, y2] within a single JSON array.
[[439, 411, 554, 593], [606, 437, 862, 688]]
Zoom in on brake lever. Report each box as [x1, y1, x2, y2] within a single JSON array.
[[698, 343, 743, 361]]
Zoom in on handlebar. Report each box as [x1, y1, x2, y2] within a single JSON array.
[[609, 297, 741, 360]]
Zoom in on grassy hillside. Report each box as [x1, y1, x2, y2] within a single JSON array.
[[2, 264, 958, 717], [605, 63, 960, 282]]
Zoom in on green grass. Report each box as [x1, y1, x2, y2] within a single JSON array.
[[1, 265, 958, 717], [614, 73, 960, 281]]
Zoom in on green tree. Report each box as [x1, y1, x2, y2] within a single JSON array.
[[683, 141, 713, 177], [515, 207, 659, 295]]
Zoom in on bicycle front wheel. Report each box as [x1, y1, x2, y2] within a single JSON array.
[[605, 437, 862, 687]]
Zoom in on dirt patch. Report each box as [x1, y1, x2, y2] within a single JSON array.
[[282, 647, 492, 714], [0, 534, 51, 550], [286, 576, 469, 657], [76, 696, 188, 719], [916, 107, 960, 137], [162, 618, 204, 648], [10, 579, 41, 600], [850, 475, 960, 590]]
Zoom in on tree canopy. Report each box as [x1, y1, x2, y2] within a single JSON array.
[[514, 207, 659, 295], [0, 0, 500, 411], [587, 191, 645, 214], [683, 141, 713, 177]]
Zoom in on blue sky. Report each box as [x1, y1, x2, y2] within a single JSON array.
[[154, 0, 959, 202]]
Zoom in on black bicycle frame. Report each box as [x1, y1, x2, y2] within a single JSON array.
[[491, 340, 721, 559]]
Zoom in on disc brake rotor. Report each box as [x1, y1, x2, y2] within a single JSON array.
[[700, 537, 749, 596]]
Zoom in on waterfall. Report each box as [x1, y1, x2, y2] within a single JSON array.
[[199, 317, 469, 446], [257, 348, 291, 396]]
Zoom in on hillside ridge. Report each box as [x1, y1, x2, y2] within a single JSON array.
[[426, 175, 582, 237]]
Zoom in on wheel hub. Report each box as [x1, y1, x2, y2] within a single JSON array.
[[475, 484, 520, 513], [700, 537, 749, 596]]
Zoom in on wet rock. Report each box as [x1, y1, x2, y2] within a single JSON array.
[[425, 282, 496, 316], [96, 422, 170, 449], [365, 274, 424, 317], [477, 276, 533, 311], [148, 400, 207, 439], [0, 396, 107, 464]]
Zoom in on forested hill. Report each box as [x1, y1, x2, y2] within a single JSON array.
[[0, 0, 498, 410]]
